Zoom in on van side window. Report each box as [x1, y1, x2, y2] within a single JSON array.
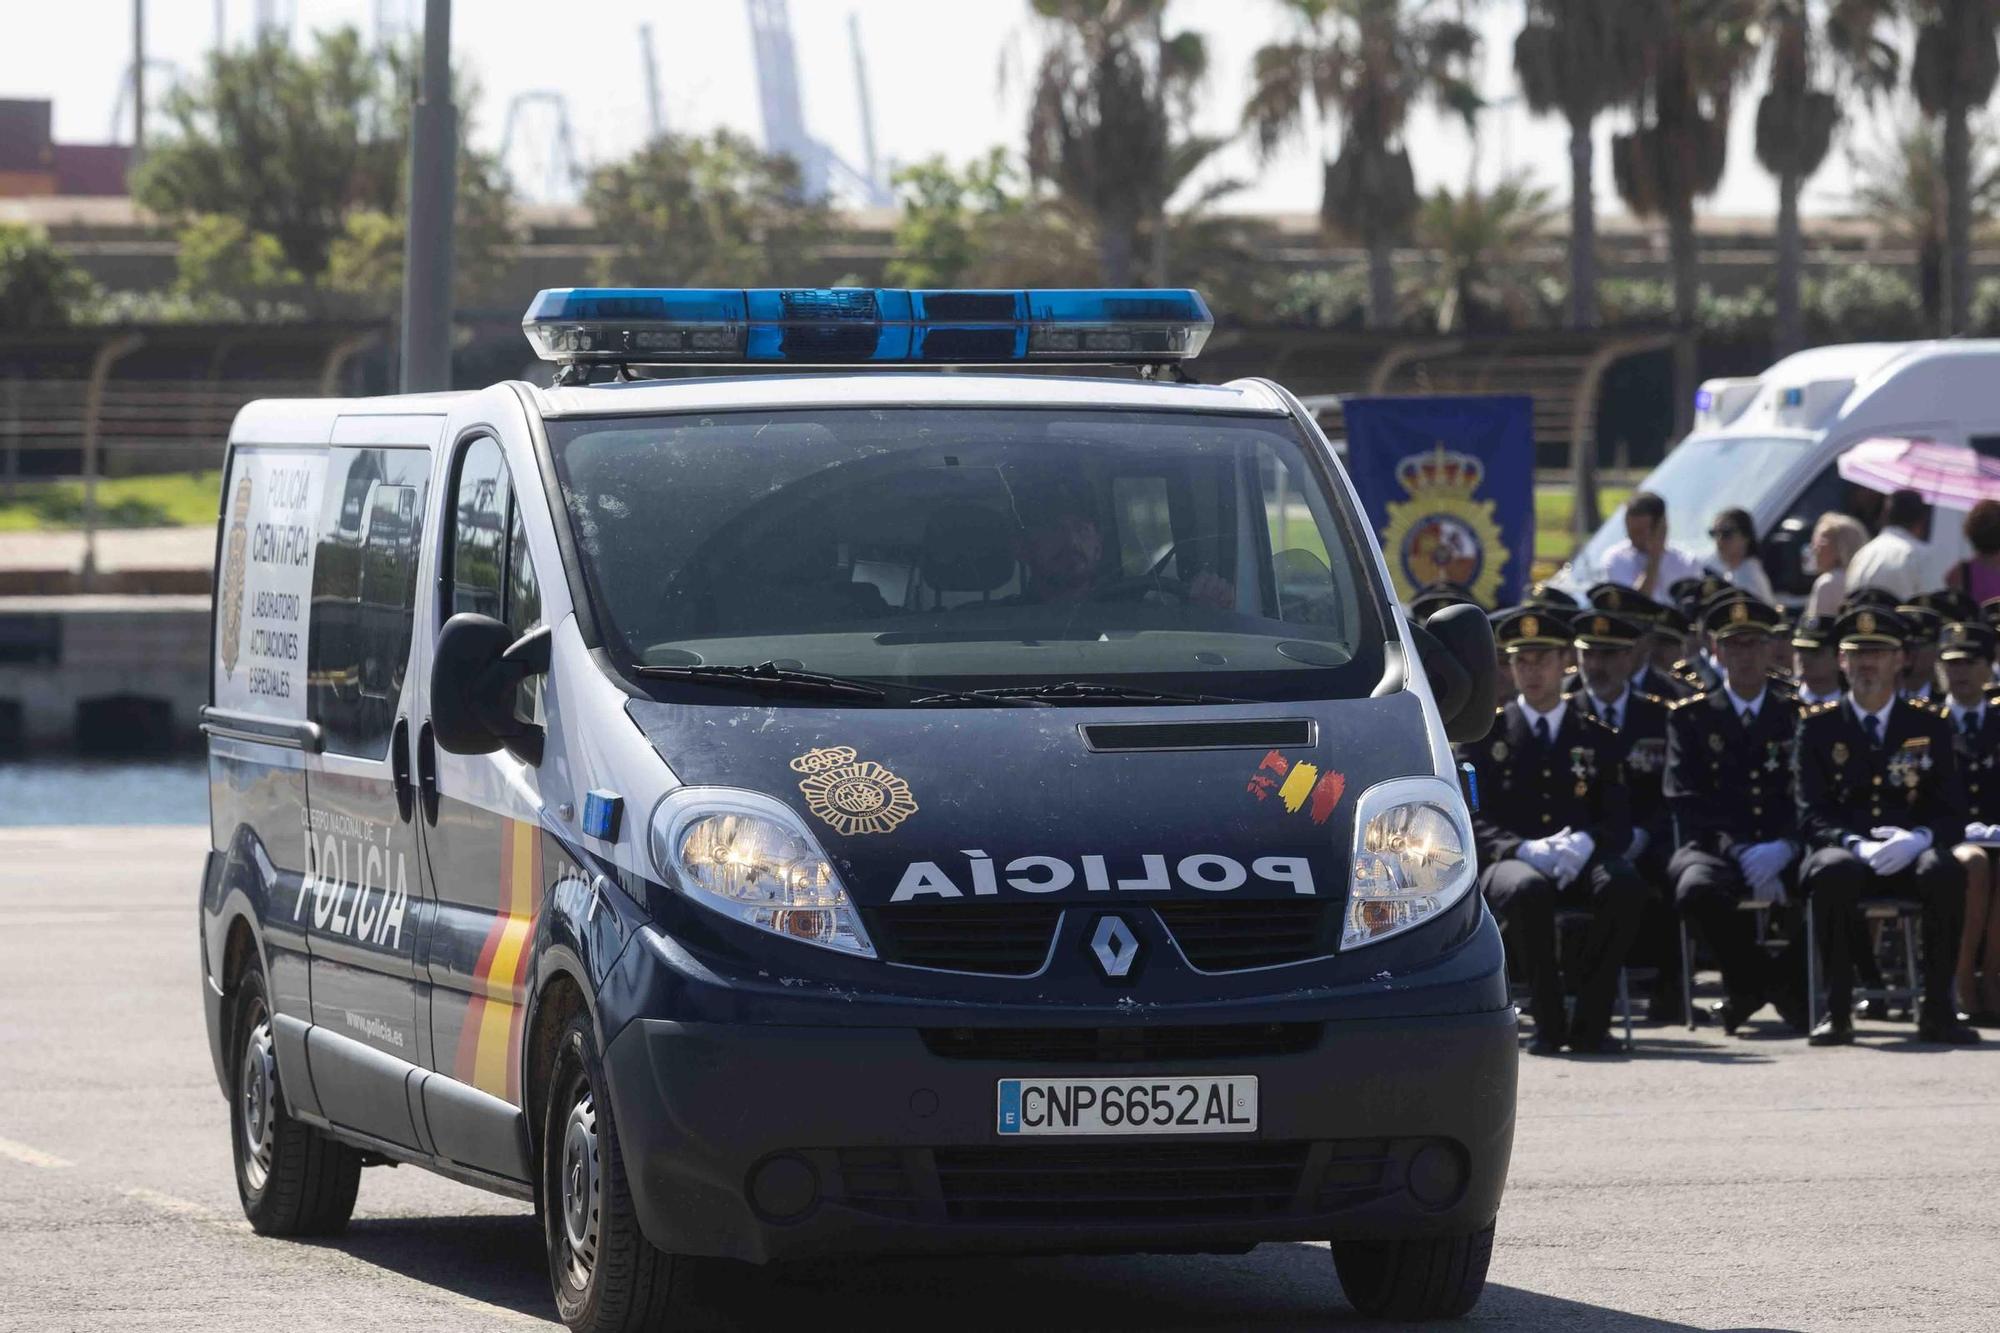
[[447, 436, 543, 721], [307, 446, 431, 758]]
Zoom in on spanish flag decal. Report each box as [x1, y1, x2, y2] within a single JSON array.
[[454, 818, 545, 1103], [1245, 749, 1346, 825]]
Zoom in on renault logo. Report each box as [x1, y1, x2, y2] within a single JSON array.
[[1090, 915, 1140, 978]]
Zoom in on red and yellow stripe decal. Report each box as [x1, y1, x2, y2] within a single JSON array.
[[454, 818, 544, 1104]]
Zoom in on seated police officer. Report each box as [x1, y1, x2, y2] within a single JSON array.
[[1665, 596, 1806, 1033], [1791, 615, 1843, 705], [1897, 603, 1945, 704], [1588, 582, 1689, 701], [1459, 608, 1649, 1056], [1939, 621, 2000, 1024], [1794, 607, 1980, 1045], [1572, 609, 1680, 1018]]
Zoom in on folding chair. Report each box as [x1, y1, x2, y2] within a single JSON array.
[[1677, 898, 1776, 1030], [1805, 896, 1924, 1032]]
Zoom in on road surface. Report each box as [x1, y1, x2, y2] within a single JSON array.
[[2, 826, 1995, 1331]]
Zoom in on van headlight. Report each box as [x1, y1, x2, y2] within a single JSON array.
[[1345, 777, 1476, 950], [650, 789, 874, 957]]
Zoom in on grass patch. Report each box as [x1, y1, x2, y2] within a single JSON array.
[[0, 470, 222, 531], [1534, 484, 1630, 574]]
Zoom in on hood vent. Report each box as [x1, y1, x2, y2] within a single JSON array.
[[1080, 718, 1315, 753]]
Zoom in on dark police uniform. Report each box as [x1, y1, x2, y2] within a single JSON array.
[[1571, 610, 1679, 1015], [1459, 609, 1648, 1053], [1663, 597, 1804, 1029], [1941, 622, 2000, 824], [1794, 608, 1975, 1044]]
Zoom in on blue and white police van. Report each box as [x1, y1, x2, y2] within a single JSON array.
[[197, 288, 1515, 1328]]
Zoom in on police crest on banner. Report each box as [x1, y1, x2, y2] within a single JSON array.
[[1380, 445, 1509, 606], [1340, 394, 1535, 609]]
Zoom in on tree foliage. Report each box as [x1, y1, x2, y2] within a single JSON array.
[[0, 223, 96, 329], [1415, 175, 1561, 333], [131, 26, 513, 314], [1024, 0, 1213, 285], [584, 131, 833, 287], [885, 150, 1098, 289], [1245, 0, 1481, 329], [1851, 117, 2000, 328]]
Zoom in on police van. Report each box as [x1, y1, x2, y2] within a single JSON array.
[[197, 288, 1514, 1329]]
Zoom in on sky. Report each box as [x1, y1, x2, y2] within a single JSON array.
[[3, 0, 1926, 221]]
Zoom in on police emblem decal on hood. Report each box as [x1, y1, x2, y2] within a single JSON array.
[[790, 745, 919, 836]]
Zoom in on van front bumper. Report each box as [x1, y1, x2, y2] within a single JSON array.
[[601, 1004, 1517, 1264]]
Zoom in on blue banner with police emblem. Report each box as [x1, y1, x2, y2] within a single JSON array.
[[1342, 394, 1534, 610]]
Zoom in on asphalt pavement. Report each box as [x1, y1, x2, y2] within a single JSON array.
[[3, 826, 1996, 1332]]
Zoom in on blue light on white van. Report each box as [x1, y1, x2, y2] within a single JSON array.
[[1781, 386, 1805, 408], [521, 287, 1213, 367], [1694, 388, 1714, 413]]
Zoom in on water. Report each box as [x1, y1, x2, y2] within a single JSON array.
[[0, 759, 209, 826]]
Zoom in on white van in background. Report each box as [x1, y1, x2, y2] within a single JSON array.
[[1559, 341, 2000, 604]]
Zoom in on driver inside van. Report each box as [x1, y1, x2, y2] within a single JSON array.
[[1010, 485, 1235, 610]]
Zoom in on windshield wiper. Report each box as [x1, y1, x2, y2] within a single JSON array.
[[632, 661, 889, 701], [912, 680, 1250, 707], [632, 662, 1048, 707]]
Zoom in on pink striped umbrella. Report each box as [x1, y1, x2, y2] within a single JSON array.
[[1837, 436, 2000, 508]]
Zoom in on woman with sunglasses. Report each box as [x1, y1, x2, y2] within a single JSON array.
[[1709, 507, 1774, 603]]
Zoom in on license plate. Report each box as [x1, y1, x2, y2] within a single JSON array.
[[996, 1076, 1258, 1136]]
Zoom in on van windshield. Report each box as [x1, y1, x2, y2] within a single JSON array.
[[1567, 434, 1817, 585], [547, 406, 1387, 702]]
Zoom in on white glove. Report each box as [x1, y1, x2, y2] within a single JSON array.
[[1551, 829, 1594, 887], [1865, 826, 1931, 877], [1515, 837, 1562, 877], [1733, 840, 1795, 896], [1626, 827, 1651, 862], [1965, 822, 2000, 845]]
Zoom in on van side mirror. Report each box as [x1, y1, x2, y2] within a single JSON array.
[[1408, 603, 1498, 744], [431, 613, 552, 765]]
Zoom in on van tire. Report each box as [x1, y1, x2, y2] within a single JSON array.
[[543, 1011, 680, 1333], [1330, 1222, 1494, 1321], [229, 966, 362, 1236]]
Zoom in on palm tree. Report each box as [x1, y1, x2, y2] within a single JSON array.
[[1904, 1, 2000, 333], [1024, 0, 1209, 286], [1753, 1, 1898, 356], [1611, 1, 1761, 331], [1244, 0, 1481, 331], [1416, 173, 1561, 332], [1851, 118, 2000, 330], [1513, 1, 1648, 330]]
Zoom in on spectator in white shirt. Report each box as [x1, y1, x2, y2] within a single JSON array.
[[1603, 491, 1707, 598], [1843, 489, 1938, 602], [1708, 506, 1775, 604]]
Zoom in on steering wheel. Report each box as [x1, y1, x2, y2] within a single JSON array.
[[1089, 570, 1193, 603]]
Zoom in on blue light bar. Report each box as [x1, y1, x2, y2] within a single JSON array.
[[521, 287, 1212, 367]]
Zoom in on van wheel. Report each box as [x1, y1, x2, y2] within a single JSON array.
[[1331, 1222, 1494, 1321], [543, 1011, 680, 1333], [229, 966, 361, 1235]]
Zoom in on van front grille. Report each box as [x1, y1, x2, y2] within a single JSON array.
[[1154, 900, 1333, 971], [823, 1138, 1452, 1226], [865, 904, 1061, 975]]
